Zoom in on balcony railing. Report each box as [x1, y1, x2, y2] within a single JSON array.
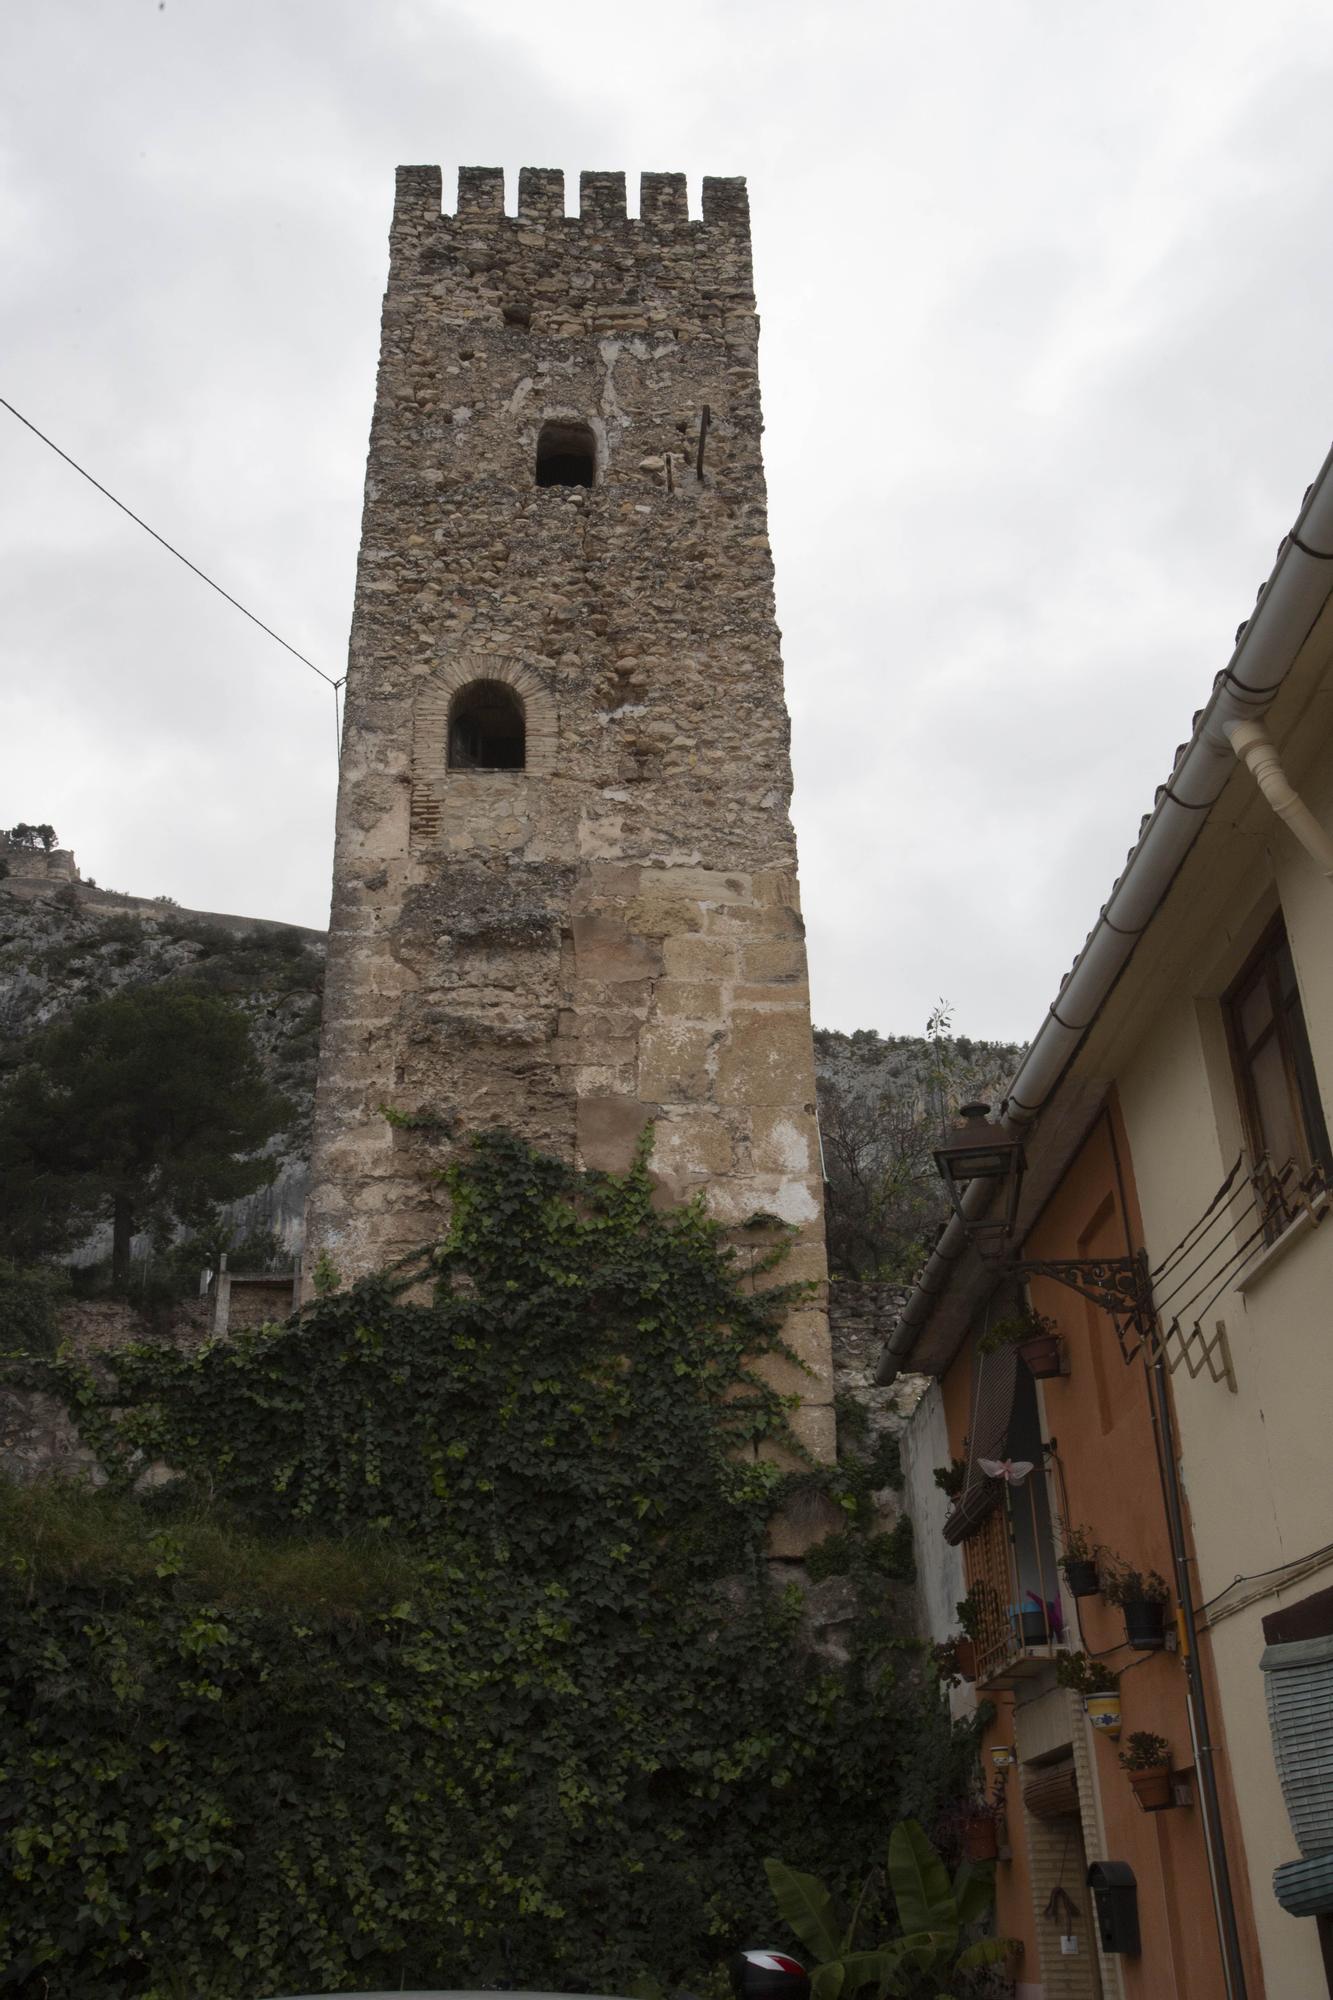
[[963, 1479, 1064, 1686]]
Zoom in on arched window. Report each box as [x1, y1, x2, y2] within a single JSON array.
[[447, 680, 525, 770], [536, 420, 596, 488]]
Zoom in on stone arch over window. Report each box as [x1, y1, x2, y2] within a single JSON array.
[[536, 420, 596, 488], [448, 678, 525, 770], [411, 653, 557, 847]]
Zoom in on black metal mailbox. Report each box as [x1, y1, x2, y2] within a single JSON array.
[[1088, 1860, 1140, 1955]]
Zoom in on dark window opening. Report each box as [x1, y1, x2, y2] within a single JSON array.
[[447, 680, 525, 770], [1225, 916, 1333, 1230], [536, 420, 596, 488]]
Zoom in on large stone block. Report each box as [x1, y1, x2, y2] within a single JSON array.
[[715, 1010, 817, 1107], [748, 1308, 833, 1399], [637, 1018, 717, 1103], [766, 1486, 845, 1560], [651, 979, 725, 1022], [572, 912, 663, 984], [627, 891, 704, 938], [749, 1108, 819, 1178], [651, 1109, 735, 1180], [576, 1096, 655, 1172], [662, 934, 736, 978]]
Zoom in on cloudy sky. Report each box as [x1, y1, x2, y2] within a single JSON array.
[[5, 0, 1333, 1044]]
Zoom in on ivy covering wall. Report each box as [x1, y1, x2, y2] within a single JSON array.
[[1, 1133, 971, 1999]]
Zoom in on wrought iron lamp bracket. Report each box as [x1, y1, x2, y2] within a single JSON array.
[[981, 1247, 1158, 1345]]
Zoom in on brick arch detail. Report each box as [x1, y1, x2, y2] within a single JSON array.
[[411, 653, 557, 847]]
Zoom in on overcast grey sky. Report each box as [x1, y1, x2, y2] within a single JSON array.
[[4, 0, 1333, 1043]]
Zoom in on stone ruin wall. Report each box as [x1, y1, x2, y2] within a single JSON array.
[[307, 165, 832, 1464]]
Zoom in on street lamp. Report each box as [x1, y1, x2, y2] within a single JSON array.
[[932, 1102, 1026, 1240]]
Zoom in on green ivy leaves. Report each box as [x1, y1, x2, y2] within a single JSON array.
[[1, 1133, 971, 1999]]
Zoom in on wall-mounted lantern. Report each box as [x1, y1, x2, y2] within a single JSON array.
[[932, 1103, 1026, 1239]]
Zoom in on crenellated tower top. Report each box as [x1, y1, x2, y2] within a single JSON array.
[[386, 166, 754, 342], [393, 164, 749, 232]]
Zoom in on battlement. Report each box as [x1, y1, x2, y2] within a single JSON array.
[[393, 164, 750, 237]]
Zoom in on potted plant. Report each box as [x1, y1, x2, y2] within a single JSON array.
[[1058, 1520, 1102, 1598], [951, 1586, 987, 1677], [933, 1457, 968, 1500], [979, 1307, 1066, 1379], [930, 1636, 976, 1686], [1119, 1731, 1174, 1811], [1056, 1650, 1122, 1737], [1103, 1558, 1171, 1650], [1012, 1589, 1063, 1648], [941, 1792, 1007, 1863]]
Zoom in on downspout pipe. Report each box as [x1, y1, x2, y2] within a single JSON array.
[[878, 439, 1333, 1387], [1226, 717, 1333, 880], [1149, 1347, 1249, 2000]]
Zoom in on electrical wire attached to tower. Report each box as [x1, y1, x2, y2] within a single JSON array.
[[1, 395, 345, 761]]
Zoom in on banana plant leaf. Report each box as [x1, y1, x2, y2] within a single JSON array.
[[957, 1935, 1018, 1970], [764, 1858, 845, 1964], [810, 1962, 844, 2000], [886, 1821, 957, 1938], [950, 1860, 995, 1930]]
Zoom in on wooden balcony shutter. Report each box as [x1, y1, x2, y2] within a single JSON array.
[[943, 1342, 1019, 1547]]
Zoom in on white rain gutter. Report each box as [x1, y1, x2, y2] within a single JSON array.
[[1226, 718, 1333, 880], [879, 439, 1333, 1383]]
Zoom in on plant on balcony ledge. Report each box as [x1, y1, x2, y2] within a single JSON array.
[[979, 1307, 1066, 1379], [940, 1790, 1009, 1864], [1057, 1519, 1103, 1598], [933, 1456, 968, 1500], [1119, 1730, 1174, 1811], [930, 1635, 976, 1686], [1102, 1557, 1171, 1650], [1056, 1650, 1122, 1737]]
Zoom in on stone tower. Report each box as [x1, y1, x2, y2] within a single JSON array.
[[306, 164, 832, 1465]]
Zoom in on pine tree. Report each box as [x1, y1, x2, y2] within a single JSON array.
[[0, 983, 291, 1282]]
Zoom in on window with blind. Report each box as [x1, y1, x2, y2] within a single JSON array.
[[1225, 920, 1332, 1229]]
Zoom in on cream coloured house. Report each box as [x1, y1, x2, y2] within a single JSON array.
[[886, 439, 1333, 2000]]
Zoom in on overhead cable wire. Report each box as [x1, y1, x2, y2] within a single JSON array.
[[1, 395, 343, 694]]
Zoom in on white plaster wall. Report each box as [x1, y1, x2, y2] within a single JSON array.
[[900, 1381, 967, 1648], [1112, 722, 1333, 1999]]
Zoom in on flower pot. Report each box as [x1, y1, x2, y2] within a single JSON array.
[[1018, 1333, 1065, 1379], [1063, 1559, 1100, 1598], [1017, 1608, 1051, 1647], [955, 1637, 977, 1682], [1084, 1690, 1121, 1739], [962, 1815, 1000, 1862], [1121, 1596, 1167, 1650], [1127, 1764, 1174, 1812]]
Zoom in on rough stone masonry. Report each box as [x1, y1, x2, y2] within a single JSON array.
[[305, 165, 833, 1467]]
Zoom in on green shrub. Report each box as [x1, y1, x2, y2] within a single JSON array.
[[2, 1132, 972, 1998], [0, 1259, 70, 1354]]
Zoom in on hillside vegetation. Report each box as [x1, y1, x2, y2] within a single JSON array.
[[815, 1017, 1025, 1281]]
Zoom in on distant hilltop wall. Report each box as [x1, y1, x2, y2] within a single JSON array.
[[0, 837, 79, 888], [0, 837, 324, 942]]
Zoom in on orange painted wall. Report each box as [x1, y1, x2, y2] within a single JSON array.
[[938, 1097, 1264, 1999]]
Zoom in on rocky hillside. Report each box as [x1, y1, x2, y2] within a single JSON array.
[[0, 859, 325, 1261], [814, 1022, 1025, 1279]]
